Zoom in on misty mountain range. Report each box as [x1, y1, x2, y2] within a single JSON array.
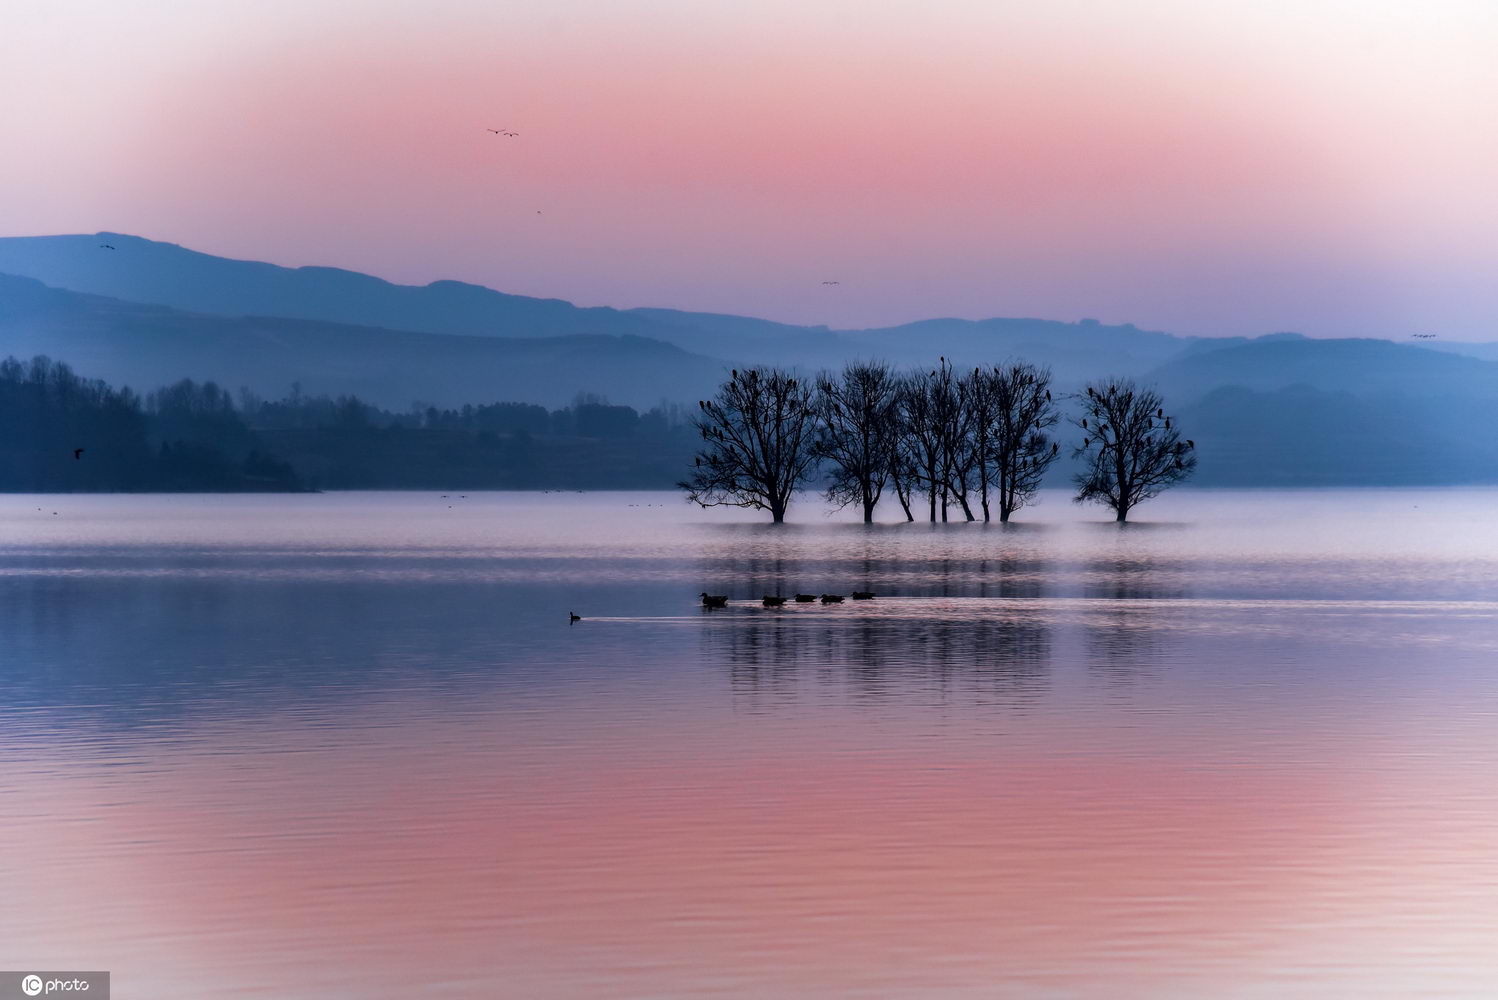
[[2, 231, 1498, 486]]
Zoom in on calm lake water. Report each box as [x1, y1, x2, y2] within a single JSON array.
[[3, 489, 1497, 998]]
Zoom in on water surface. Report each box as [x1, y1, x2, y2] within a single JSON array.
[[2, 489, 1496, 998]]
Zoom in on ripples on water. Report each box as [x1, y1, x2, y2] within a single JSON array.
[[2, 489, 1497, 998]]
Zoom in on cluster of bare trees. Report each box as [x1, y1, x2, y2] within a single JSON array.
[[680, 361, 1196, 523]]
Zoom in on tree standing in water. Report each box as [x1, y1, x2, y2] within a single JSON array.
[[680, 367, 818, 523], [814, 361, 901, 523], [898, 366, 946, 522], [1072, 378, 1195, 522], [899, 358, 974, 521], [976, 362, 1060, 522]]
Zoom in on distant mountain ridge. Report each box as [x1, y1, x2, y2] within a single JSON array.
[[0, 232, 1212, 379], [0, 272, 730, 408]]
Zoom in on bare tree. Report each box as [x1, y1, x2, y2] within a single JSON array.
[[1072, 378, 1195, 522], [974, 362, 1060, 522], [814, 362, 900, 522], [898, 358, 976, 522], [938, 361, 979, 521], [680, 367, 818, 523], [898, 368, 945, 522], [886, 414, 919, 522]]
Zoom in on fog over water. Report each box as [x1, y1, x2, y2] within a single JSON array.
[[3, 489, 1497, 998]]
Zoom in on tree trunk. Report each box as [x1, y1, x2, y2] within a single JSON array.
[[957, 490, 975, 521], [862, 497, 875, 523]]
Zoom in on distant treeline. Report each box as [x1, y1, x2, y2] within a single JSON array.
[[0, 356, 697, 492], [9, 352, 1498, 496], [1, 356, 302, 492]]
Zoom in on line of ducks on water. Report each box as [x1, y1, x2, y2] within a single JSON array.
[[700, 591, 875, 608], [569, 590, 876, 622]]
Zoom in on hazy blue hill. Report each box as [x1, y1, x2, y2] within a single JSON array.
[[1174, 384, 1498, 486], [0, 233, 1203, 380], [0, 273, 728, 408], [1141, 340, 1498, 486], [837, 317, 1192, 379], [1146, 336, 1498, 399], [1423, 340, 1498, 364], [0, 232, 658, 337], [0, 232, 770, 344]]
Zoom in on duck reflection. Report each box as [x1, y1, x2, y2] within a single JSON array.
[[695, 535, 1054, 603], [714, 607, 1052, 710]]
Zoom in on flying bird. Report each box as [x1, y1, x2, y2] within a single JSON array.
[[98, 244, 115, 250], [821, 280, 840, 285], [73, 448, 84, 460]]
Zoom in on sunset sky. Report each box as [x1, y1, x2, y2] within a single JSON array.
[[3, 0, 1495, 337]]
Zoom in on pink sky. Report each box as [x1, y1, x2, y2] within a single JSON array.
[[2, 0, 1495, 337]]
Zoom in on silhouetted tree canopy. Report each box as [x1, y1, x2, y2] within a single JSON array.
[[972, 362, 1060, 522], [1072, 378, 1195, 521], [681, 367, 818, 523], [815, 362, 901, 522]]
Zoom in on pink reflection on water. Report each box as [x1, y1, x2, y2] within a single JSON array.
[[4, 711, 1496, 998]]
